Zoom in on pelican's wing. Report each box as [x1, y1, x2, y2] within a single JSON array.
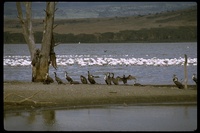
[[174, 81, 184, 89], [116, 76, 123, 81], [127, 75, 136, 80], [194, 77, 197, 83], [90, 74, 99, 78]]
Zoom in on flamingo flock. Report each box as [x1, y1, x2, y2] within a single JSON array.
[[4, 55, 197, 67]]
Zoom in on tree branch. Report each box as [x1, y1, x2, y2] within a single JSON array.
[[53, 24, 58, 29], [54, 42, 61, 46], [17, 15, 25, 24], [43, 9, 50, 17], [16, 2, 36, 60], [16, 2, 23, 19], [16, 2, 25, 24]]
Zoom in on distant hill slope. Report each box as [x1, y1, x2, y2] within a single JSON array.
[[4, 6, 197, 43], [4, 6, 196, 34], [4, 2, 196, 19]]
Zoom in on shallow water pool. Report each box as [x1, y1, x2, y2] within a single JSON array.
[[4, 104, 197, 131]]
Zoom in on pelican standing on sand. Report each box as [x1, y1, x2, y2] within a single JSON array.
[[65, 71, 73, 83], [65, 71, 80, 84], [43, 73, 54, 84], [121, 75, 136, 85], [192, 74, 197, 85], [80, 75, 88, 84], [88, 71, 96, 84], [111, 73, 120, 85], [133, 79, 143, 86], [173, 74, 184, 89], [104, 72, 112, 85], [70, 80, 80, 84], [54, 72, 65, 84]]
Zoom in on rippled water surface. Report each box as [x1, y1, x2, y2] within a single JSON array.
[[4, 105, 197, 131], [4, 43, 197, 84]]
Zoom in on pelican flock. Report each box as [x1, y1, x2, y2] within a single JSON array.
[[45, 71, 141, 86], [42, 70, 196, 89]]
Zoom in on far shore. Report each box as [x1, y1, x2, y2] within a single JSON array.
[[4, 82, 197, 111]]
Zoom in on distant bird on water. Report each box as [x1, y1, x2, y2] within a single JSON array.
[[88, 71, 96, 84], [173, 74, 184, 89], [192, 74, 197, 85], [54, 72, 65, 84], [80, 75, 88, 84]]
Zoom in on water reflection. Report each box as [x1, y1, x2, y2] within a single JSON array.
[[42, 110, 55, 125], [4, 109, 56, 131], [4, 105, 197, 131], [27, 112, 36, 124]]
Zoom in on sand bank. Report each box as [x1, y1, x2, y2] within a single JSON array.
[[4, 82, 197, 111]]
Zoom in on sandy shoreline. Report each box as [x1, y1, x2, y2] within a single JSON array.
[[4, 82, 197, 111]]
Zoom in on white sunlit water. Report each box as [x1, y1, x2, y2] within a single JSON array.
[[3, 55, 197, 67], [3, 43, 197, 85]]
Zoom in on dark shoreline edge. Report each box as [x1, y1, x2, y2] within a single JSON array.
[[4, 102, 197, 113], [3, 81, 197, 87]]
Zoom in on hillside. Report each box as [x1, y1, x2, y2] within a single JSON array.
[[4, 6, 197, 43], [4, 2, 196, 19]]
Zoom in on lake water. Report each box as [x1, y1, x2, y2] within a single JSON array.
[[3, 43, 197, 131], [3, 43, 197, 84], [4, 104, 197, 131]]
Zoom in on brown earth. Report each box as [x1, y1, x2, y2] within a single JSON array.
[[4, 82, 197, 111]]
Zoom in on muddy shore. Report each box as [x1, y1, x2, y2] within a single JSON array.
[[4, 82, 197, 111]]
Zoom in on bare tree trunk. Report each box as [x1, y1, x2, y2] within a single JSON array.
[[16, 2, 36, 60], [16, 2, 37, 81], [16, 2, 56, 82], [184, 54, 188, 89], [36, 2, 56, 81]]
